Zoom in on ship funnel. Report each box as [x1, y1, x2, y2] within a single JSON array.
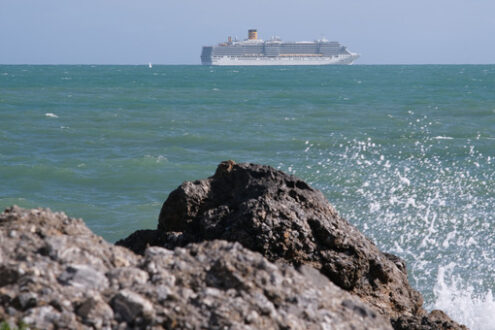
[[248, 29, 258, 40]]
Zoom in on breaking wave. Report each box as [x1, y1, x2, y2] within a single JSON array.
[[291, 111, 494, 329]]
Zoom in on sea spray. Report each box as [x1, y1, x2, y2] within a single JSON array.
[[296, 111, 494, 329], [431, 263, 495, 330]]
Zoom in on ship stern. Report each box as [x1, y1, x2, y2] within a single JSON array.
[[200, 46, 213, 65]]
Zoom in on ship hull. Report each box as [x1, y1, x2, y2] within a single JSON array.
[[203, 54, 359, 66]]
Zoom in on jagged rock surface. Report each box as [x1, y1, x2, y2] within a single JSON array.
[[118, 161, 466, 329], [0, 206, 392, 329]]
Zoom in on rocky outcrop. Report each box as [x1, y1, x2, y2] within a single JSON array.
[[118, 161, 466, 329], [0, 206, 391, 329]]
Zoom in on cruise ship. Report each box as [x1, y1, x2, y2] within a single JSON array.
[[201, 29, 359, 66]]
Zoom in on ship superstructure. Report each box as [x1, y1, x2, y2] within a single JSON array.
[[201, 29, 359, 66]]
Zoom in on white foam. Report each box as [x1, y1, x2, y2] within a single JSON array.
[[369, 201, 381, 213], [404, 197, 416, 208], [397, 173, 411, 186], [433, 136, 454, 140], [431, 263, 495, 330], [441, 230, 457, 248], [45, 113, 58, 118], [156, 155, 167, 163]]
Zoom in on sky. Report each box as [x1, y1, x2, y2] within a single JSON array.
[[0, 0, 494, 65]]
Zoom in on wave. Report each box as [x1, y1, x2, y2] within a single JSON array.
[[431, 263, 495, 330], [432, 136, 454, 140]]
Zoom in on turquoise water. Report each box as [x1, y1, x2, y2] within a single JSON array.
[[1, 65, 494, 328]]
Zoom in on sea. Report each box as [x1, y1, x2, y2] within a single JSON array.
[[1, 65, 494, 329]]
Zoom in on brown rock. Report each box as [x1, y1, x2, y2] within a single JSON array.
[[0, 205, 393, 329], [140, 240, 392, 329], [118, 161, 466, 329]]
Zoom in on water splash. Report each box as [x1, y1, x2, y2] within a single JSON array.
[[293, 112, 494, 329], [431, 263, 495, 330]]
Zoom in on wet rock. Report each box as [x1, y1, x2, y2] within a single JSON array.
[[0, 205, 392, 329], [119, 160, 466, 329], [393, 310, 467, 330]]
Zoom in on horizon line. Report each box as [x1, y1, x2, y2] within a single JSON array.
[[1, 63, 494, 66]]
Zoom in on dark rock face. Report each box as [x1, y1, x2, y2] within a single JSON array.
[[118, 161, 466, 329], [392, 310, 468, 330], [0, 206, 392, 329]]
